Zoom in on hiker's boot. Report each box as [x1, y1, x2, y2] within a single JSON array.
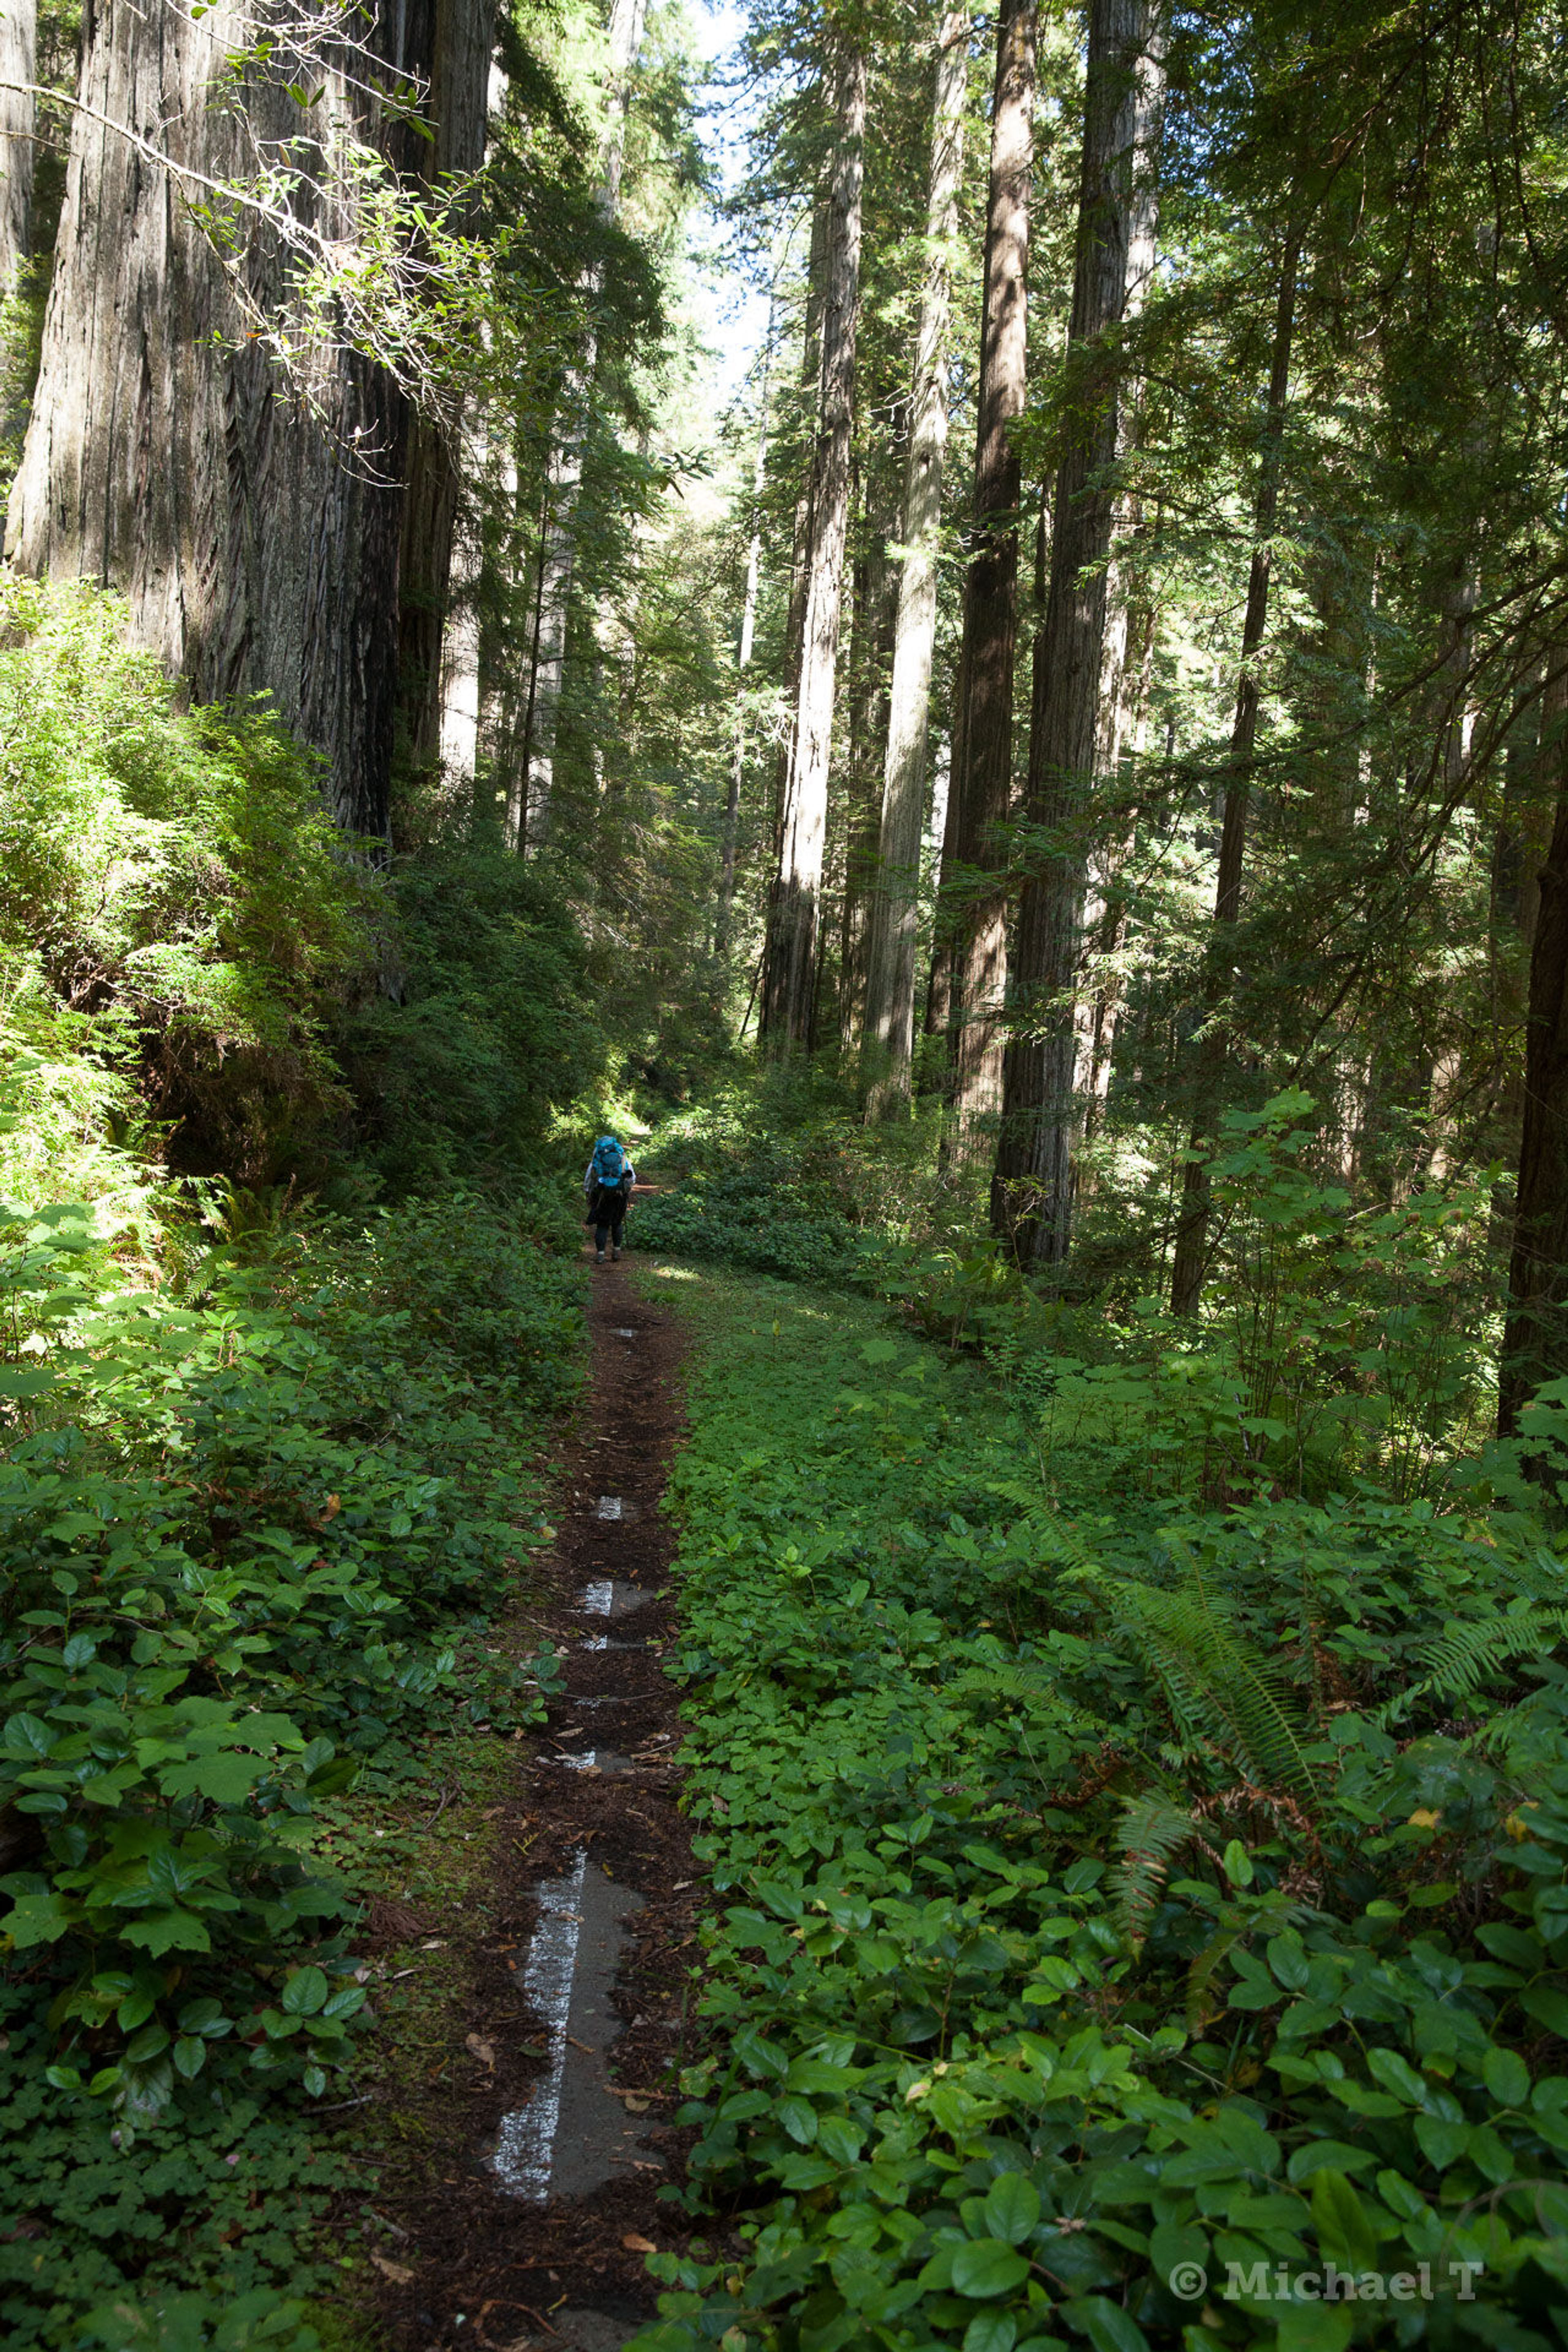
[[595, 1249, 606, 1263], [612, 1245, 621, 1261]]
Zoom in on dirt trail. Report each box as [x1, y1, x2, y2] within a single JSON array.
[[370, 1247, 702, 2352]]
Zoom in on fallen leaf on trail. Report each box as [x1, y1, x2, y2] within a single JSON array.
[[617, 2091, 651, 2111], [623, 2232, 658, 2253], [420, 1938, 446, 1950], [370, 2253, 414, 2283], [466, 2034, 495, 2067]]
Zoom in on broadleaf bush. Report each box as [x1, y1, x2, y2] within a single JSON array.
[[631, 1267, 1568, 2352]]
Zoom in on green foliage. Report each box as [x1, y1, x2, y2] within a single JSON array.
[[341, 833, 602, 1198], [629, 1266, 1568, 2351], [0, 1187, 579, 2343], [635, 1074, 970, 1287], [0, 578, 380, 1184]]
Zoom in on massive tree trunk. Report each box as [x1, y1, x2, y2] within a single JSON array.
[[861, 5, 968, 1120], [992, 0, 1165, 1260], [1501, 643, 1568, 1443], [942, 0, 1036, 1151], [513, 0, 648, 849], [760, 42, 868, 1054], [1167, 231, 1300, 1313], [768, 201, 830, 866], [0, 0, 36, 463], [838, 466, 901, 1054], [7, 0, 492, 843], [717, 352, 771, 958], [0, 0, 33, 294], [396, 0, 494, 783]]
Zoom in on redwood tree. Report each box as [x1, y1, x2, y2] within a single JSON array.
[[861, 4, 969, 1120], [761, 38, 869, 1053], [993, 0, 1165, 1259], [6, 0, 492, 842], [941, 0, 1036, 1147]]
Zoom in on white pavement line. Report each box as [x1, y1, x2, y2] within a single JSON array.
[[581, 1579, 614, 1615], [493, 1848, 588, 2201], [596, 1495, 623, 1520]]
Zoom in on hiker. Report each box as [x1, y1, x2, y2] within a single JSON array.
[[583, 1133, 636, 1262]]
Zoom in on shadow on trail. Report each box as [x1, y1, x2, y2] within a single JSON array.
[[370, 1250, 704, 2352]]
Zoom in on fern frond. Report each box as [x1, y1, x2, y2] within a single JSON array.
[[1375, 1607, 1568, 1730], [1033, 1508, 1105, 1577], [1507, 1552, 1568, 1607], [1112, 1792, 1212, 1951], [1105, 1575, 1320, 1809]]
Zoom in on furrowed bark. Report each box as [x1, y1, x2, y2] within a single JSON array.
[[861, 5, 968, 1121], [397, 0, 495, 782], [1501, 643, 1568, 1446], [7, 0, 492, 844], [1167, 230, 1300, 1314], [993, 0, 1165, 1261], [513, 0, 647, 849], [717, 348, 771, 958], [0, 0, 36, 462], [761, 42, 868, 1054], [0, 0, 33, 292], [942, 0, 1036, 1152]]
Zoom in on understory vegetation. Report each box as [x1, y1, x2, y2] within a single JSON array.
[[9, 0, 1568, 2335], [0, 580, 593, 2345], [635, 1257, 1568, 2352]]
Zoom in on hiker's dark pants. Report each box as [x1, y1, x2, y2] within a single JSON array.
[[588, 1183, 628, 1250]]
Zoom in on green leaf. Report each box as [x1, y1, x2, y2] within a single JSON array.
[[176, 1995, 231, 2038], [1059, 2296, 1148, 2352], [172, 2035, 206, 2079], [1286, 2141, 1375, 2184], [159, 1752, 267, 1806], [3, 1712, 56, 1757], [1483, 2046, 1530, 2109], [1522, 1985, 1568, 2038], [280, 1965, 329, 2017], [815, 2114, 864, 2165], [1222, 1839, 1253, 1887], [776, 2095, 817, 2146], [1310, 2169, 1378, 2272], [1413, 2113, 1469, 2170], [1, 1890, 74, 1946], [983, 2174, 1041, 2244], [963, 2318, 1018, 2352], [1467, 2123, 1514, 2185], [1276, 2310, 1355, 2352], [120, 1909, 211, 1956], [951, 2240, 1030, 2299]]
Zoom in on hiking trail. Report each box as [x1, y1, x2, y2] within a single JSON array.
[[369, 1247, 702, 2351]]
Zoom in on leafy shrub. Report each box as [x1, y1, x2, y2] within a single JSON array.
[[630, 1270, 1568, 2352], [0, 577, 380, 1183], [0, 1187, 578, 2343], [340, 835, 602, 1198]]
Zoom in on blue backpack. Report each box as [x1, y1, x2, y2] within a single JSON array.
[[592, 1136, 627, 1184]]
